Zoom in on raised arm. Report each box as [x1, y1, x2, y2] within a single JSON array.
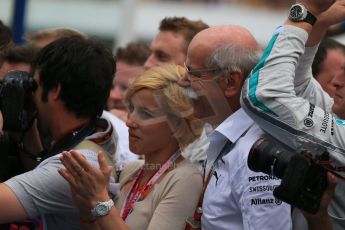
[[295, 0, 345, 99], [241, 0, 345, 169]]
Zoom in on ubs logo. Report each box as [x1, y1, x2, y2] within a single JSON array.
[[304, 118, 314, 128]]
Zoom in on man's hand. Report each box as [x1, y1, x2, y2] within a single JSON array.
[[306, 0, 345, 48], [299, 0, 336, 16], [318, 0, 345, 27], [302, 172, 337, 230]]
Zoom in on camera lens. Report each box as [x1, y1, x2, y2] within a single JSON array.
[[248, 138, 295, 178], [248, 138, 328, 214]]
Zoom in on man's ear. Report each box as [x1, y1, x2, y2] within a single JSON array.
[[51, 83, 61, 100], [224, 71, 243, 97]]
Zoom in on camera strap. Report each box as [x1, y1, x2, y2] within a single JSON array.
[[185, 140, 235, 230], [36, 119, 97, 162]]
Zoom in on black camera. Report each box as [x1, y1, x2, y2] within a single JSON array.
[[0, 70, 36, 131], [248, 138, 328, 214], [0, 70, 37, 181]]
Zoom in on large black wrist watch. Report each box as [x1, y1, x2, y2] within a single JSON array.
[[288, 3, 317, 26], [91, 199, 114, 218]]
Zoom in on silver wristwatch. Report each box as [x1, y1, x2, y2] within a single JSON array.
[[288, 3, 317, 26], [91, 199, 114, 218]]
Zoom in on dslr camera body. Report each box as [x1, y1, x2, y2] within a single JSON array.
[[0, 70, 36, 181], [0, 70, 36, 131], [248, 138, 328, 214]]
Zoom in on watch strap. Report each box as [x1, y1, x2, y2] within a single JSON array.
[[288, 3, 317, 26], [304, 11, 317, 26], [91, 199, 114, 218]]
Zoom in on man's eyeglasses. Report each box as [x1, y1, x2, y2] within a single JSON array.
[[184, 62, 228, 79]]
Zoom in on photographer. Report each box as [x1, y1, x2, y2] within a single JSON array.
[[0, 37, 118, 229], [241, 0, 345, 229]]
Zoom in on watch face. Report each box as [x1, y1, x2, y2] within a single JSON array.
[[290, 5, 302, 19], [96, 204, 108, 215], [91, 199, 114, 218], [290, 6, 302, 19]]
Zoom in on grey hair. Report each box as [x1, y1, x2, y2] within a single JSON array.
[[206, 44, 262, 81]]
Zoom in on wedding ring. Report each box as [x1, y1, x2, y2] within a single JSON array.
[[77, 167, 85, 177]]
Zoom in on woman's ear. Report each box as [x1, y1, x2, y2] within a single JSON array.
[[224, 71, 243, 97]]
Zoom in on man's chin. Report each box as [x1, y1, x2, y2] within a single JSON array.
[[193, 96, 216, 119], [333, 105, 345, 119]]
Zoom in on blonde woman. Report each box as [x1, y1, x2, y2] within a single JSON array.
[[59, 64, 203, 230]]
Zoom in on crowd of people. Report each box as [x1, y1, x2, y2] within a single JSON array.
[[0, 0, 344, 229]]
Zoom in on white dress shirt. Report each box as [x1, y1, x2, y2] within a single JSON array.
[[202, 108, 292, 230], [102, 111, 138, 171]]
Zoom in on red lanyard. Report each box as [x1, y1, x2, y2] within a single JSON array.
[[120, 151, 181, 220]]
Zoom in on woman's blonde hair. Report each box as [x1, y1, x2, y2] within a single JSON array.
[[125, 64, 202, 148]]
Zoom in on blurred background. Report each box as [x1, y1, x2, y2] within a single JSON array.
[[2, 0, 345, 51]]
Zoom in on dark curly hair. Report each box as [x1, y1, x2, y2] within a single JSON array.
[[32, 37, 115, 118]]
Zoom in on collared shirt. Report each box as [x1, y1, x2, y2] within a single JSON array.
[[202, 108, 292, 230], [5, 116, 119, 230], [102, 111, 139, 169]]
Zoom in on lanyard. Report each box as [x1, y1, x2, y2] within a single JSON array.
[[192, 128, 251, 222], [120, 150, 181, 220], [33, 119, 97, 162], [188, 139, 234, 222]]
